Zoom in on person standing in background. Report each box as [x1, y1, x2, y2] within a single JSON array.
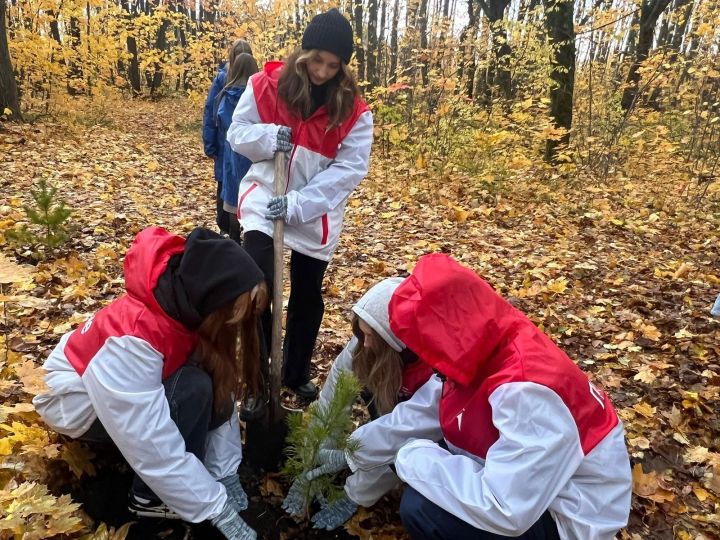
[[203, 39, 253, 235]]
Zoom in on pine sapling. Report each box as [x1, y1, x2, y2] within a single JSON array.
[[8, 179, 72, 250], [283, 371, 362, 516]]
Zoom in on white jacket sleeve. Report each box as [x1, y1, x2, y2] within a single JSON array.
[[395, 382, 585, 536], [227, 77, 281, 165], [81, 336, 227, 523], [204, 410, 242, 480], [346, 375, 442, 472], [285, 111, 373, 225], [317, 337, 357, 410]]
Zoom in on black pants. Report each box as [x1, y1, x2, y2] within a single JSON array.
[[400, 486, 561, 540], [216, 182, 230, 234], [226, 211, 242, 243], [242, 230, 329, 388], [80, 364, 232, 501]]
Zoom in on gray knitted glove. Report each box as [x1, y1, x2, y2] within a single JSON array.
[[219, 474, 249, 512], [306, 448, 348, 480], [265, 195, 288, 221], [211, 501, 256, 540], [312, 494, 358, 530], [281, 476, 308, 517], [276, 126, 292, 152]]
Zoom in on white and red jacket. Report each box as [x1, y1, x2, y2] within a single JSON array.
[[226, 62, 373, 261], [32, 228, 240, 523], [317, 278, 433, 506], [347, 254, 632, 539]]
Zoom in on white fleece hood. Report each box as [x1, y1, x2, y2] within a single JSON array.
[[351, 277, 406, 352]]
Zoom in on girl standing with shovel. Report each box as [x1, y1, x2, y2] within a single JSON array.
[[227, 8, 373, 402]]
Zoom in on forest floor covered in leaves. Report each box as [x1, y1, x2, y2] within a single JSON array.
[[1, 99, 719, 539]]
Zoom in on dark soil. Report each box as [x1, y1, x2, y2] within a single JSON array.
[[65, 444, 357, 540]]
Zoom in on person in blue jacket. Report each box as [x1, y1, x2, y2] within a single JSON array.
[[203, 39, 253, 234], [216, 53, 258, 242]]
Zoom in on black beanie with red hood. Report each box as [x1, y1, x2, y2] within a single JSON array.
[[154, 228, 264, 330]]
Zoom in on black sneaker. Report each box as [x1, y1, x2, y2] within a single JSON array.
[[128, 493, 181, 520], [240, 395, 267, 421], [289, 381, 318, 399]]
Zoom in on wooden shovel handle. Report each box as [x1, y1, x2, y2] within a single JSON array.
[[270, 151, 286, 421]]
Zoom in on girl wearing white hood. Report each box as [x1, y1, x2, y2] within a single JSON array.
[[282, 277, 433, 529]]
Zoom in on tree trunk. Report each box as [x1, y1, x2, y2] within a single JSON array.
[[378, 0, 387, 84], [0, 0, 21, 119], [622, 9, 640, 61], [459, 0, 478, 98], [477, 0, 512, 102], [367, 0, 379, 87], [48, 10, 62, 46], [121, 0, 141, 95], [67, 16, 83, 94], [544, 0, 576, 163], [149, 17, 171, 96], [621, 0, 673, 111], [353, 0, 365, 81], [418, 0, 429, 86], [389, 0, 399, 82]]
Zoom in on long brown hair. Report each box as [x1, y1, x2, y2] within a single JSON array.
[[225, 53, 258, 89], [228, 39, 252, 65], [278, 48, 360, 128], [196, 283, 268, 415], [350, 315, 404, 415]]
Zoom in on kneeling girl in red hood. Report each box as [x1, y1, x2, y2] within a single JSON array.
[[33, 227, 266, 540], [308, 254, 632, 540], [282, 278, 434, 530]]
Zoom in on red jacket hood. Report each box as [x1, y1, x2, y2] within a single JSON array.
[[123, 227, 185, 310], [389, 254, 524, 387]]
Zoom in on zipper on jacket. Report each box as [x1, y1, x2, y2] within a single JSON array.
[[237, 182, 258, 219]]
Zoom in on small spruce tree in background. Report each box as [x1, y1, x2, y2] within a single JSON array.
[[8, 179, 72, 250], [283, 371, 362, 515]]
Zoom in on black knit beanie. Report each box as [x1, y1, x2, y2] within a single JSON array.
[[302, 8, 354, 64], [179, 228, 265, 320]]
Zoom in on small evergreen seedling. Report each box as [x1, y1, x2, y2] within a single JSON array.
[[284, 371, 362, 515], [8, 179, 72, 249]]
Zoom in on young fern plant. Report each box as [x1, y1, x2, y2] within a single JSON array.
[[283, 371, 361, 515]]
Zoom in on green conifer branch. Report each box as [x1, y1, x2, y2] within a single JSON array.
[[283, 371, 362, 516], [8, 179, 72, 252]]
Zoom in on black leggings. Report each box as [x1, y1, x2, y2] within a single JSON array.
[[242, 230, 329, 388]]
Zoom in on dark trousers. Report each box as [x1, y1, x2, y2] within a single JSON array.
[[81, 364, 232, 501], [216, 182, 230, 234], [242, 230, 329, 388], [227, 211, 242, 243], [400, 486, 561, 540]]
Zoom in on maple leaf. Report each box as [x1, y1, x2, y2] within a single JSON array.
[[12, 359, 48, 396], [61, 441, 97, 479], [0, 254, 32, 285], [684, 446, 710, 464]]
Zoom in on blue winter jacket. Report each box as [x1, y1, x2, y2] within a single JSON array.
[[202, 64, 226, 181], [217, 86, 252, 208]]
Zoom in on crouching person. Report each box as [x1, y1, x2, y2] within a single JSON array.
[[33, 226, 266, 540], [282, 278, 433, 529], [306, 254, 632, 540]]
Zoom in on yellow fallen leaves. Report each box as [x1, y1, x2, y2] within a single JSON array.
[[0, 422, 58, 458], [632, 464, 675, 503], [0, 253, 32, 285], [632, 401, 656, 418], [0, 481, 85, 539], [61, 441, 97, 479], [78, 521, 133, 540]]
